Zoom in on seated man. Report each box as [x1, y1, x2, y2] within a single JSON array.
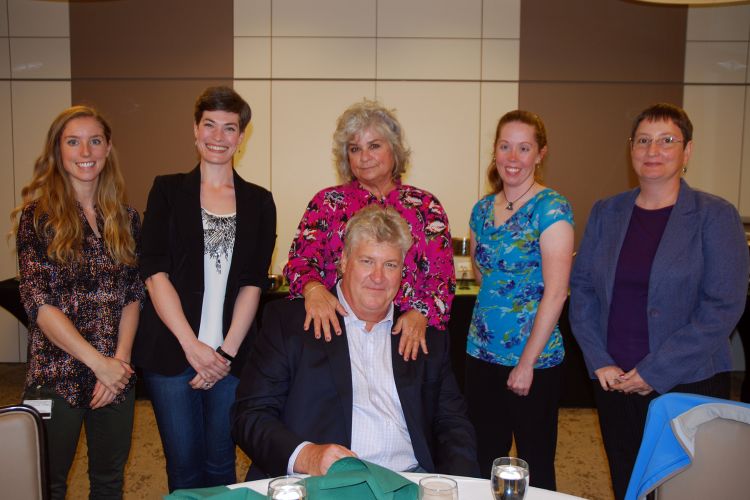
[[231, 205, 479, 479]]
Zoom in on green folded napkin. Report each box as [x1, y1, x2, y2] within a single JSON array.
[[305, 457, 418, 500], [164, 485, 265, 500]]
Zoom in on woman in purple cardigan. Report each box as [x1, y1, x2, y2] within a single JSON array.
[[569, 103, 748, 500]]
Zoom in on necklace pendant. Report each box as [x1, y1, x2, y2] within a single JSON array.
[[505, 202, 514, 211]]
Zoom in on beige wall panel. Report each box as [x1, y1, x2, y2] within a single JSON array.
[[683, 85, 744, 207], [376, 82, 480, 241], [234, 0, 271, 36], [234, 37, 271, 78], [482, 39, 519, 81], [272, 0, 375, 37], [0, 38, 9, 79], [740, 87, 750, 216], [11, 81, 71, 202], [684, 41, 748, 84], [233, 80, 271, 190], [377, 0, 481, 38], [272, 37, 375, 79], [377, 39, 481, 80], [0, 0, 8, 36], [271, 81, 375, 274], [479, 83, 519, 196], [0, 81, 15, 278], [0, 76, 17, 361], [8, 0, 68, 37], [482, 0, 521, 38], [687, 4, 750, 41], [10, 37, 70, 79]]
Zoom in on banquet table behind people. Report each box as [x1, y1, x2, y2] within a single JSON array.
[[134, 86, 276, 491], [283, 99, 454, 361], [15, 106, 143, 500], [569, 103, 749, 500]]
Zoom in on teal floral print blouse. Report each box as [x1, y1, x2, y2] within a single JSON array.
[[467, 188, 573, 368]]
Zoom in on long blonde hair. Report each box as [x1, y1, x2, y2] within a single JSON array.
[[11, 105, 137, 266]]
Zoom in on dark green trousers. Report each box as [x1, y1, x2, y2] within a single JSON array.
[[24, 385, 135, 500]]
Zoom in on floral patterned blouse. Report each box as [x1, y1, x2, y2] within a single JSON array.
[[284, 180, 455, 328], [467, 189, 573, 368], [18, 202, 144, 408]]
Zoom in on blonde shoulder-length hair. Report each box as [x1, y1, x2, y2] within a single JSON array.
[[10, 105, 137, 266]]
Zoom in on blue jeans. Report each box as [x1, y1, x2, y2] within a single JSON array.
[[142, 367, 239, 491]]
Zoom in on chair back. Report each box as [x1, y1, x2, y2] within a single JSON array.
[[0, 404, 48, 500], [656, 416, 750, 499]]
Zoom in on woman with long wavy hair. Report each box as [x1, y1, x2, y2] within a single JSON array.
[[13, 105, 144, 499]]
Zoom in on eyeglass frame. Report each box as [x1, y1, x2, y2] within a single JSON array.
[[629, 135, 685, 150]]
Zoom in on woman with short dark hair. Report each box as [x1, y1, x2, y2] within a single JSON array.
[[570, 103, 748, 500], [134, 86, 276, 490]]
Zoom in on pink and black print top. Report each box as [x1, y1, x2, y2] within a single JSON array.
[[284, 180, 455, 329]]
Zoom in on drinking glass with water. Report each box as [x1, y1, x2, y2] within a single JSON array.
[[418, 475, 458, 499], [267, 475, 306, 500], [491, 457, 529, 500]]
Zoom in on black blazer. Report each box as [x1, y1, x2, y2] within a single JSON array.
[[230, 294, 480, 480], [134, 166, 276, 377]]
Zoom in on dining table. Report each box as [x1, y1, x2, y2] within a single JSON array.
[[228, 472, 586, 499]]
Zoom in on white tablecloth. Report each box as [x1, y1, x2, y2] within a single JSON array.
[[230, 472, 585, 499]]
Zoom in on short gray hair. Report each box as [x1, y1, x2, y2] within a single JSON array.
[[343, 206, 413, 261], [332, 99, 411, 182]]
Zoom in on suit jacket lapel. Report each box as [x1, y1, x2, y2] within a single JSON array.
[[649, 180, 696, 296], [226, 169, 247, 283], [603, 188, 639, 306], [390, 311, 430, 466], [180, 166, 205, 291], [323, 302, 354, 445]]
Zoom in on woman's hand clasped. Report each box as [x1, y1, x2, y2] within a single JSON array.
[[594, 365, 626, 391], [183, 338, 230, 389], [92, 356, 134, 396], [303, 283, 347, 341], [392, 309, 428, 361]]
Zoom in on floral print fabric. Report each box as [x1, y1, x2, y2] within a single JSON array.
[[284, 180, 455, 328], [18, 202, 144, 407], [467, 189, 573, 368]]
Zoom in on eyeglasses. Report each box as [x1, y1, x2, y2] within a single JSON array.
[[630, 135, 684, 150]]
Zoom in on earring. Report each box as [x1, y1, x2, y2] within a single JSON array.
[[682, 166, 688, 174]]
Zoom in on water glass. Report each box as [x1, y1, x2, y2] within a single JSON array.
[[419, 475, 459, 499], [267, 475, 306, 500], [491, 457, 529, 500]]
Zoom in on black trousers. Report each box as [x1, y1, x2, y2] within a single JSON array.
[[464, 355, 562, 490], [594, 371, 730, 500], [25, 385, 135, 500]]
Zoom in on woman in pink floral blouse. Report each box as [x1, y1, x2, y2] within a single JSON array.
[[284, 100, 455, 359]]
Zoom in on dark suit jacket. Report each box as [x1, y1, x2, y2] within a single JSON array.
[[134, 166, 276, 377], [570, 180, 748, 394], [231, 294, 479, 479]]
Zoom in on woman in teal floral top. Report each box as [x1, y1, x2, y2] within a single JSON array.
[[465, 110, 574, 489]]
